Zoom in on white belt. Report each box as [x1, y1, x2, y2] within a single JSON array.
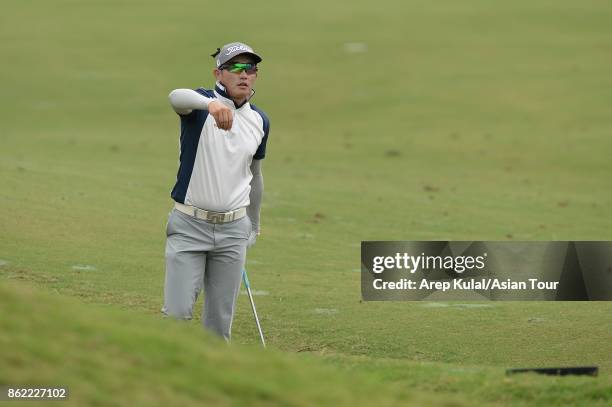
[[174, 202, 247, 224]]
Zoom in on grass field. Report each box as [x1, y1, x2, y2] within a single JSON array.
[[1, 0, 612, 405]]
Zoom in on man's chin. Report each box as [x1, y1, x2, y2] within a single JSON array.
[[227, 87, 251, 103]]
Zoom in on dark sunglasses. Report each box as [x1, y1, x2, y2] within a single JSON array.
[[220, 63, 258, 74]]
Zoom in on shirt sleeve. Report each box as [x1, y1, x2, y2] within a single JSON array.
[[168, 88, 216, 116], [252, 107, 270, 160]]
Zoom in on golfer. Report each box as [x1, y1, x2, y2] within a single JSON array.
[[162, 42, 270, 341]]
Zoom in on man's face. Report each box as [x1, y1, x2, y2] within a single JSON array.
[[214, 55, 258, 104]]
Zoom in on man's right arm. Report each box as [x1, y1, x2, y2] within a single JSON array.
[[168, 89, 233, 130], [168, 89, 214, 115]]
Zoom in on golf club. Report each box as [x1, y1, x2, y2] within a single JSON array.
[[242, 268, 266, 348]]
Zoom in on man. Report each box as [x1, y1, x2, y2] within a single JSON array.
[[162, 42, 270, 341]]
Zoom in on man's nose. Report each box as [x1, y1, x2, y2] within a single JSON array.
[[239, 70, 248, 79]]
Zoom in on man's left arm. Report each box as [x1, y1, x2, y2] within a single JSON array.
[[246, 159, 263, 248]]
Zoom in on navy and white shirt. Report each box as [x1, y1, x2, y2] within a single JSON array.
[[171, 83, 270, 211]]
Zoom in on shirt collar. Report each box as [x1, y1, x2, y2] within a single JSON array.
[[214, 82, 255, 109]]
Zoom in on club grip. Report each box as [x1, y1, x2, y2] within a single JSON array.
[[242, 269, 251, 289]]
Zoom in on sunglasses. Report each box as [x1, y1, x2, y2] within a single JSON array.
[[221, 63, 258, 74]]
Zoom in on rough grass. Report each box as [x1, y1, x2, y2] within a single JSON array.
[[0, 281, 467, 406]]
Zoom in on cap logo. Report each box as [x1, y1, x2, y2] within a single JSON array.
[[225, 44, 252, 56]]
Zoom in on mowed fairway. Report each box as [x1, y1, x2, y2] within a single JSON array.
[[1, 0, 612, 405]]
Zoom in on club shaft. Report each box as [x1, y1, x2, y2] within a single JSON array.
[[243, 269, 266, 347]]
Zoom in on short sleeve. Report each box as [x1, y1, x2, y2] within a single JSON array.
[[251, 104, 270, 160]]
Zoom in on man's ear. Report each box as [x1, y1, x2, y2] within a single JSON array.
[[213, 68, 222, 81]]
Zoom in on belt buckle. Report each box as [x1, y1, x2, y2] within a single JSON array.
[[207, 211, 225, 223]]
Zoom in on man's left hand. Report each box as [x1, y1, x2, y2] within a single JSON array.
[[247, 231, 258, 248]]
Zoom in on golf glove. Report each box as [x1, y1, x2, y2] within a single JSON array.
[[247, 230, 258, 248]]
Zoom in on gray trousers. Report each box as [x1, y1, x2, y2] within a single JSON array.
[[162, 208, 251, 340]]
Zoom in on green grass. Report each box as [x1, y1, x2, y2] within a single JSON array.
[[2, 0, 612, 405], [0, 281, 457, 406], [1, 281, 610, 406]]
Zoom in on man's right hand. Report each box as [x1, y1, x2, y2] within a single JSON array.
[[208, 100, 233, 130]]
